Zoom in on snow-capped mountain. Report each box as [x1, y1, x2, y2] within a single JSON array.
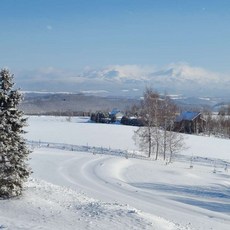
[[15, 63, 230, 98], [77, 63, 230, 98], [81, 65, 150, 82]]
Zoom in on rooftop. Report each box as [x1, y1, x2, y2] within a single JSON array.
[[175, 111, 201, 122]]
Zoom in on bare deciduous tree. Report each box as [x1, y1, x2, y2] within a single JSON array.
[[134, 87, 186, 161]]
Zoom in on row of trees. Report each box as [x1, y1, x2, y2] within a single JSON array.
[[90, 112, 115, 123], [133, 88, 185, 162], [218, 105, 230, 116], [205, 111, 230, 138]]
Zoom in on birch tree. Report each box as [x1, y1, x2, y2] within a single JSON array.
[[135, 88, 186, 161]]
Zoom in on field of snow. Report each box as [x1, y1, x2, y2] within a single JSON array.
[[1, 116, 230, 230]]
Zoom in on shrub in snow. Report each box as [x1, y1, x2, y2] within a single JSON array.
[[0, 69, 31, 198]]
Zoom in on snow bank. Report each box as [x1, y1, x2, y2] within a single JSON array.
[[0, 177, 180, 230]]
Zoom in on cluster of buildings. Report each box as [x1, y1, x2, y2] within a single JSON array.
[[91, 109, 206, 134]]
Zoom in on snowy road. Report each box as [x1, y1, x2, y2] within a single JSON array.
[[30, 147, 230, 230]]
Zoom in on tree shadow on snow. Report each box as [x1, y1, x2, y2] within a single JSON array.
[[130, 182, 230, 213], [172, 197, 230, 213]]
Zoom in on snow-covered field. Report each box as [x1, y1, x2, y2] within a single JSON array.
[[1, 116, 230, 230]]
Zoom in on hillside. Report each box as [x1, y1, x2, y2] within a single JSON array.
[[19, 92, 230, 115], [20, 92, 139, 115], [1, 116, 230, 229]]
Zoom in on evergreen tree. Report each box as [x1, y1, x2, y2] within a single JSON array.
[[0, 69, 31, 198]]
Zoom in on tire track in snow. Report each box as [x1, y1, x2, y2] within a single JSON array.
[[32, 148, 230, 230], [31, 151, 179, 230], [57, 154, 135, 201], [55, 152, 195, 230]]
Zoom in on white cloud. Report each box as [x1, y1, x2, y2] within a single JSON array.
[[166, 62, 222, 82]]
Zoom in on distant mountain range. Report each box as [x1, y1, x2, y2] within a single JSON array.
[[16, 63, 230, 114], [16, 63, 230, 100], [78, 63, 230, 98]]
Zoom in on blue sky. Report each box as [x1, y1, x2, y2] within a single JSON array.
[[1, 0, 230, 74]]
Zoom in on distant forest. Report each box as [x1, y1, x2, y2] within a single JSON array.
[[20, 92, 139, 116]]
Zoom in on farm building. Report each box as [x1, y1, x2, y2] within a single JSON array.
[[174, 111, 206, 134]]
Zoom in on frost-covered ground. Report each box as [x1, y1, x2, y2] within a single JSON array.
[[0, 116, 230, 230]]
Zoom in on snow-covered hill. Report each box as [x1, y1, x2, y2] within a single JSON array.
[[1, 116, 230, 230]]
